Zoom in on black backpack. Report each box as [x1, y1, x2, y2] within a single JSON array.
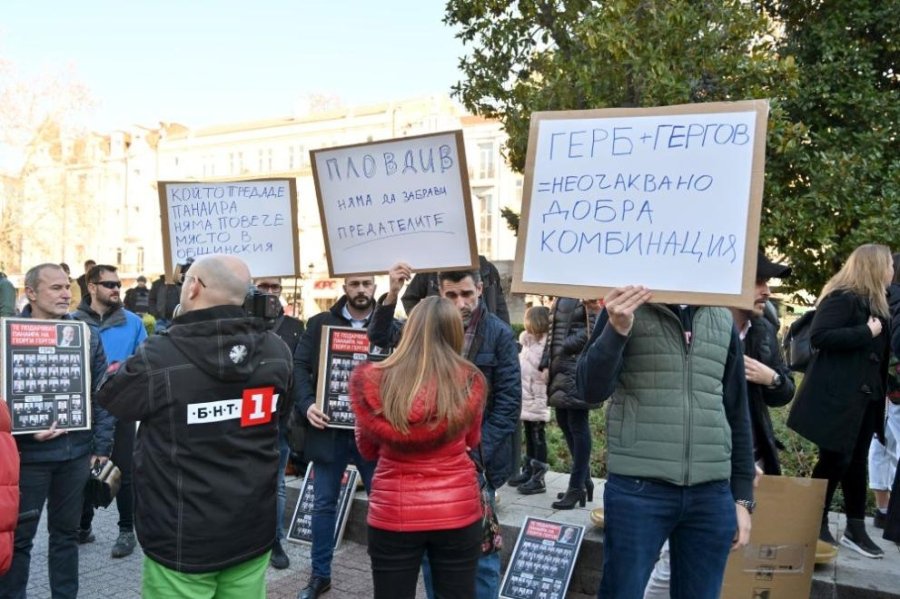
[[783, 309, 817, 372]]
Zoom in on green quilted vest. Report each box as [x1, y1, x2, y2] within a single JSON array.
[[606, 304, 733, 486]]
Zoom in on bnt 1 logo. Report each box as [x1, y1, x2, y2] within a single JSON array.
[[241, 387, 276, 427]]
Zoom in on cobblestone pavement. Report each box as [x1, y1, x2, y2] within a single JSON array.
[[24, 504, 424, 598]]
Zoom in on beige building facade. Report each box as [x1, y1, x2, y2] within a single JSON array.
[[5, 96, 523, 319]]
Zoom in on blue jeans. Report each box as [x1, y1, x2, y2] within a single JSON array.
[[599, 474, 737, 599], [276, 427, 290, 541], [310, 434, 376, 578], [0, 457, 90, 599], [423, 481, 500, 599]]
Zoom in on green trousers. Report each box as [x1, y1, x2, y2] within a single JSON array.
[[142, 551, 270, 598]]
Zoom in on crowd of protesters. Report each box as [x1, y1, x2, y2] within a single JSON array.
[[0, 243, 898, 599]]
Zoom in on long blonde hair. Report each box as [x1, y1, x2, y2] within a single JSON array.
[[818, 243, 891, 317], [375, 296, 484, 435]]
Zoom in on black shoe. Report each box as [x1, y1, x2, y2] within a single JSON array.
[[110, 531, 136, 558], [874, 510, 887, 530], [77, 528, 95, 544], [841, 518, 884, 559], [558, 477, 594, 501], [819, 521, 837, 546], [507, 463, 533, 487], [298, 576, 331, 599], [518, 459, 548, 495], [552, 487, 586, 510], [270, 540, 290, 569]]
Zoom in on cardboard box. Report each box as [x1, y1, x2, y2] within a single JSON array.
[[721, 475, 826, 599]]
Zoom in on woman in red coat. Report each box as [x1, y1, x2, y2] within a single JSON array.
[[0, 399, 20, 576], [351, 296, 486, 599]]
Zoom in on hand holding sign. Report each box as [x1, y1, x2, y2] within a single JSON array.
[[33, 420, 66, 442], [605, 286, 652, 336], [386, 262, 413, 305]]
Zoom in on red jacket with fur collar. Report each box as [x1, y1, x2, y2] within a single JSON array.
[[351, 362, 485, 532]]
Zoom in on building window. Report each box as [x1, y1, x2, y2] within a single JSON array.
[[137, 247, 145, 273], [288, 145, 295, 169], [229, 153, 235, 175], [116, 247, 123, 267], [475, 190, 493, 255], [477, 142, 495, 179], [267, 149, 273, 171], [258, 149, 265, 172]]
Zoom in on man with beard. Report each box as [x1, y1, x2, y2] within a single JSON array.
[[73, 264, 147, 558], [294, 277, 381, 599], [368, 263, 521, 599]]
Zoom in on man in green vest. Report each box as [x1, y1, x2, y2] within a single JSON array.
[[576, 287, 755, 599]]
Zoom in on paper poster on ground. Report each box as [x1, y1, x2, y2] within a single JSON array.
[[512, 100, 768, 308], [311, 130, 478, 277]]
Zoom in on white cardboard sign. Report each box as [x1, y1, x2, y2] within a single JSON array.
[[513, 101, 769, 308], [158, 178, 300, 281], [311, 130, 478, 277]]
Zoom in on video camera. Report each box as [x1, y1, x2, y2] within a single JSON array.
[[244, 286, 280, 320]]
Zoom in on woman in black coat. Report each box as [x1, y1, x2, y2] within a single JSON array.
[[788, 243, 892, 558], [540, 297, 600, 509]]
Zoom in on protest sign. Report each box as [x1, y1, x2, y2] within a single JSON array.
[[158, 178, 300, 282], [316, 326, 390, 430], [1, 318, 92, 434], [311, 130, 478, 277], [287, 463, 358, 547], [722, 475, 825, 598], [500, 517, 585, 599], [512, 100, 768, 308]]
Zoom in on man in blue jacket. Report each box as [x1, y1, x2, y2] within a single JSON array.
[[368, 262, 521, 599], [0, 263, 113, 599], [73, 264, 147, 558]]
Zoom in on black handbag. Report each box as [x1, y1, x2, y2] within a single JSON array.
[[783, 310, 817, 372], [85, 459, 122, 508]]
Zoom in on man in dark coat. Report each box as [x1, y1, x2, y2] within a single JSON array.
[[294, 276, 380, 599], [95, 255, 293, 597], [0, 263, 113, 599], [254, 276, 304, 570], [730, 252, 796, 475]]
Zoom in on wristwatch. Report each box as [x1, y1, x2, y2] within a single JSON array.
[[768, 372, 783, 389], [735, 499, 756, 514]]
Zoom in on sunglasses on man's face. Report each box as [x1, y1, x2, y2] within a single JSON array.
[[96, 281, 122, 290]]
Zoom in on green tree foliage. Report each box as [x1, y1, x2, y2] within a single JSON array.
[[444, 0, 790, 171], [760, 1, 900, 296], [444, 0, 900, 294]]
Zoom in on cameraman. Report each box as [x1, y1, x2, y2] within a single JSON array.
[[96, 255, 293, 597]]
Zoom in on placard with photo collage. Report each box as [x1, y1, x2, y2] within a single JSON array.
[[287, 463, 359, 547], [1, 318, 92, 435], [315, 325, 390, 430], [500, 517, 585, 599]]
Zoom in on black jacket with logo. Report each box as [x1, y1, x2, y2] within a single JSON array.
[[96, 305, 293, 573]]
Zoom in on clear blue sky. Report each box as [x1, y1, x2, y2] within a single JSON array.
[[1, 0, 467, 129]]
